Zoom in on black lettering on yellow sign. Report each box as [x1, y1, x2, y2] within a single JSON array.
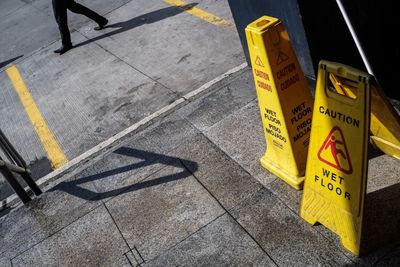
[[265, 108, 276, 117], [265, 126, 287, 142], [276, 63, 299, 91], [263, 108, 287, 142], [281, 74, 299, 91], [319, 106, 360, 128], [296, 120, 311, 132], [264, 108, 281, 126], [322, 168, 345, 184], [291, 106, 312, 124], [290, 102, 312, 142], [314, 168, 351, 200], [293, 124, 311, 142], [276, 63, 296, 79]]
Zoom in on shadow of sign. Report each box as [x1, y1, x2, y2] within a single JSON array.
[[50, 147, 198, 201], [361, 183, 400, 255]]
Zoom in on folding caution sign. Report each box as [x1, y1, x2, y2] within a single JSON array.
[[329, 73, 400, 159], [245, 16, 314, 190], [300, 61, 371, 256], [369, 82, 400, 159]]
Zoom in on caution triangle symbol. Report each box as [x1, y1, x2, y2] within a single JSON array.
[[277, 50, 289, 65], [317, 126, 353, 174], [255, 56, 264, 67]]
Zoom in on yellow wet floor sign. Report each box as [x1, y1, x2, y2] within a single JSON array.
[[329, 73, 400, 159], [245, 16, 314, 189], [369, 82, 400, 159], [300, 61, 371, 256]]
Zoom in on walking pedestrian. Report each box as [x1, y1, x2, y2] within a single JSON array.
[[52, 0, 108, 54]]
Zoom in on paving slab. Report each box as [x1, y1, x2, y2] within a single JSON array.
[[265, 178, 301, 212], [347, 154, 400, 264], [0, 55, 24, 70], [206, 100, 275, 185], [0, 176, 100, 259], [0, 71, 45, 164], [198, 83, 400, 262], [177, 68, 256, 132], [78, 0, 245, 94], [0, 4, 59, 64], [367, 154, 400, 193], [262, 158, 400, 265], [25, 0, 131, 31], [0, 0, 132, 64], [0, 0, 245, 193], [69, 113, 200, 201], [0, 257, 11, 267], [232, 145, 400, 264], [192, 0, 237, 20], [297, 153, 400, 264], [72, 147, 173, 201], [105, 161, 225, 261], [0, 0, 26, 19], [171, 133, 263, 210], [124, 113, 200, 156], [3, 30, 177, 164], [230, 187, 354, 266], [11, 204, 131, 267], [145, 213, 276, 266], [88, 113, 199, 194]]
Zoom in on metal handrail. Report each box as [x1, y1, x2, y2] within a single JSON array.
[[0, 129, 42, 204]]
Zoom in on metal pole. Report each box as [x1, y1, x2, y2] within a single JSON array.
[[0, 135, 16, 164], [0, 159, 42, 196], [21, 172, 42, 195], [0, 129, 27, 167], [335, 0, 374, 75], [0, 129, 43, 200], [0, 161, 31, 203], [2, 160, 26, 174]]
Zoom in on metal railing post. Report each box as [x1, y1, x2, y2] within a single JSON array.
[[0, 129, 42, 204], [0, 159, 31, 203]]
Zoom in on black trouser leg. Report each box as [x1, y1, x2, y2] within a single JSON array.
[[67, 0, 107, 25], [52, 0, 72, 46]]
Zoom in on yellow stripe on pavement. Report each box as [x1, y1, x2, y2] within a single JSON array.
[[6, 65, 68, 169], [164, 0, 234, 28]]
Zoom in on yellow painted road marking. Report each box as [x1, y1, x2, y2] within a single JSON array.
[[6, 65, 68, 169], [164, 0, 234, 28]]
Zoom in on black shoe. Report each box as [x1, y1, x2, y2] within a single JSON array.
[[94, 18, 108, 31], [54, 44, 72, 55]]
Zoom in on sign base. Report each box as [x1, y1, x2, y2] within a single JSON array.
[[260, 157, 304, 189]]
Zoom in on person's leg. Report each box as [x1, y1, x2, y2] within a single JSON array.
[[67, 0, 108, 27], [52, 0, 73, 52]]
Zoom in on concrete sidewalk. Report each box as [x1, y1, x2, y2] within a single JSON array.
[[1, 67, 400, 266], [0, 0, 244, 200], [1, 0, 400, 265]]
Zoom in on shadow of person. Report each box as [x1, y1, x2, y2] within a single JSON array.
[[74, 3, 198, 49], [0, 55, 23, 69]]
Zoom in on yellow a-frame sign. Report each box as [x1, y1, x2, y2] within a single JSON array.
[[300, 61, 371, 255], [329, 73, 400, 160]]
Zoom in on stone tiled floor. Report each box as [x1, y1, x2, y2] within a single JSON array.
[[1, 69, 400, 266]]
